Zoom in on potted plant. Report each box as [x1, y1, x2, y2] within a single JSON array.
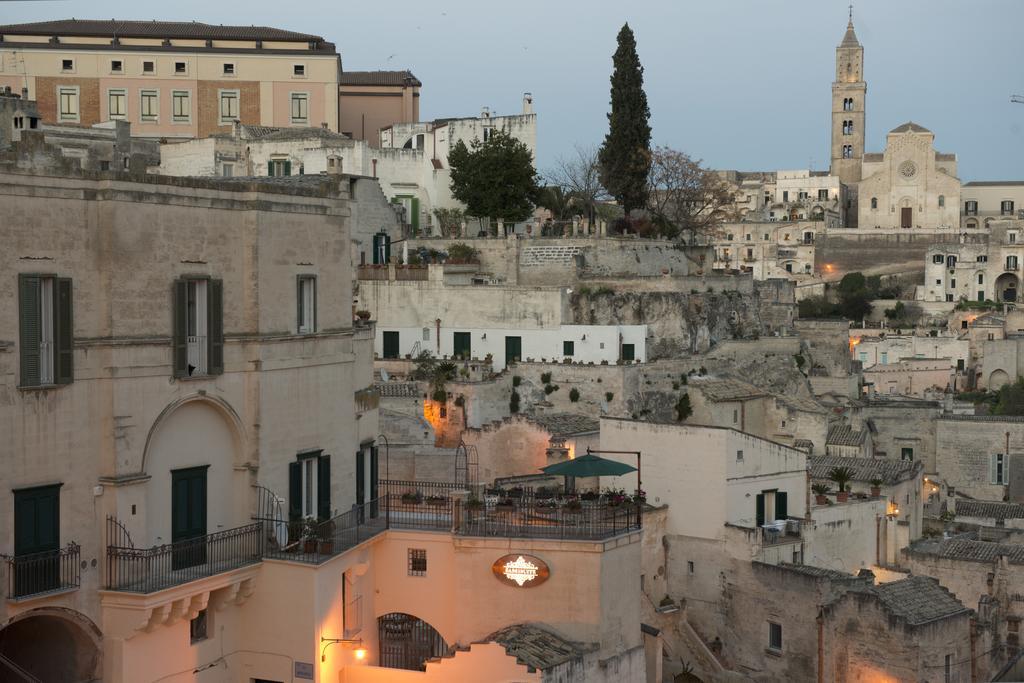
[[425, 494, 447, 507], [829, 466, 855, 503], [580, 490, 599, 502], [606, 489, 627, 507], [869, 478, 883, 497], [318, 519, 335, 555], [355, 309, 371, 322], [563, 498, 583, 513], [632, 489, 647, 505], [812, 483, 831, 505], [301, 517, 320, 554], [401, 491, 423, 505]]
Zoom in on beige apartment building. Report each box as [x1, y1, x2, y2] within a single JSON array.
[[0, 19, 342, 138], [339, 69, 421, 144]]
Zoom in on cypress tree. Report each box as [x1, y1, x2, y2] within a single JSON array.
[[598, 23, 652, 215]]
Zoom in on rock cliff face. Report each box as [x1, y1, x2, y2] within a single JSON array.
[[569, 286, 794, 359]]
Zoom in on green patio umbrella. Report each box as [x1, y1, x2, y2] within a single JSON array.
[[540, 453, 637, 477]]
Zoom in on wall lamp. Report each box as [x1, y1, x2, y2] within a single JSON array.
[[321, 636, 365, 662]]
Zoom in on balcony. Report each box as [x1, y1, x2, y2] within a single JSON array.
[[105, 520, 262, 593], [381, 480, 642, 541], [760, 518, 803, 546], [186, 335, 207, 375], [260, 499, 387, 564], [4, 543, 81, 600], [355, 386, 380, 414]]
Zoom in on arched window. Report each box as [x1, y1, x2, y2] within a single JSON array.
[[938, 195, 945, 208], [870, 197, 878, 209]]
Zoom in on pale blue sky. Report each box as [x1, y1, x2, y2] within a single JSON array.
[[4, 0, 1023, 180]]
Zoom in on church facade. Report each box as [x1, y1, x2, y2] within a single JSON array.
[[828, 15, 962, 231]]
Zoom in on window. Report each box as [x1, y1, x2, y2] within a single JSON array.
[[222, 63, 235, 75], [945, 654, 953, 683], [19, 275, 73, 387], [965, 200, 978, 216], [61, 58, 74, 72], [221, 164, 233, 177], [108, 60, 123, 74], [174, 61, 187, 74], [172, 278, 223, 378], [951, 278, 957, 288], [453, 331, 472, 359], [763, 233, 769, 241], [408, 548, 427, 576], [992, 453, 1008, 485], [297, 275, 316, 334], [108, 89, 126, 119], [142, 60, 155, 74], [290, 92, 309, 124], [563, 341, 575, 357], [736, 450, 743, 462], [947, 255, 958, 268], [12, 484, 62, 597], [289, 450, 330, 521], [880, 352, 888, 364], [938, 195, 946, 208], [901, 447, 914, 461], [687, 561, 695, 575], [1003, 201, 1016, 216], [268, 158, 291, 177], [933, 254, 945, 264], [58, 87, 79, 122], [859, 351, 867, 362], [1009, 256, 1019, 270], [732, 409, 738, 424], [422, 327, 430, 342], [871, 197, 878, 209], [978, 255, 988, 263], [621, 343, 635, 362], [782, 191, 788, 203], [382, 331, 400, 359], [768, 622, 783, 652], [293, 64, 306, 77], [140, 90, 158, 122], [219, 90, 239, 124], [172, 91, 190, 122], [818, 189, 829, 200], [842, 144, 852, 159], [190, 610, 208, 643], [979, 274, 985, 285]]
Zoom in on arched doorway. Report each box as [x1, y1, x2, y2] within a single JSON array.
[[0, 609, 101, 682], [989, 369, 1011, 391], [996, 273, 1020, 303], [377, 612, 449, 671]]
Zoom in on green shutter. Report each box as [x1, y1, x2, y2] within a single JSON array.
[[288, 461, 302, 522], [18, 274, 41, 387], [755, 493, 765, 527], [775, 492, 788, 520], [207, 279, 224, 375], [317, 454, 331, 521], [284, 160, 292, 176], [312, 276, 317, 333], [55, 278, 74, 385], [296, 274, 303, 333], [410, 197, 420, 231], [172, 280, 188, 378]]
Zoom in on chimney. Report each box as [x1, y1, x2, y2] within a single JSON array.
[[522, 92, 533, 115], [321, 121, 328, 129], [480, 106, 490, 119], [232, 119, 242, 139]]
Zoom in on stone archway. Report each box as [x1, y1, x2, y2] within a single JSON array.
[[989, 369, 1011, 391], [996, 273, 1020, 302], [377, 612, 449, 671], [0, 608, 102, 682]]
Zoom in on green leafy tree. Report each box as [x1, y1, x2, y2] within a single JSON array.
[[598, 23, 651, 215], [993, 378, 1024, 416], [448, 130, 540, 231]]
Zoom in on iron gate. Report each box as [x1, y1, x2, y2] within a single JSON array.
[[377, 612, 449, 671]]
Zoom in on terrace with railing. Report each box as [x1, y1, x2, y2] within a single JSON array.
[[380, 480, 642, 541], [260, 498, 387, 564], [105, 519, 262, 594], [3, 543, 81, 600]]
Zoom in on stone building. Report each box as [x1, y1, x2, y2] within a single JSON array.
[[0, 19, 342, 138], [830, 16, 866, 191], [825, 423, 872, 458], [0, 85, 40, 148], [962, 180, 1024, 229], [710, 221, 818, 281], [935, 415, 1024, 502], [925, 219, 1024, 304]]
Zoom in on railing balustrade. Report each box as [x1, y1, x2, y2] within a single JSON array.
[[261, 498, 387, 564], [760, 518, 803, 546], [186, 334, 207, 374], [106, 522, 262, 593], [3, 543, 81, 600]]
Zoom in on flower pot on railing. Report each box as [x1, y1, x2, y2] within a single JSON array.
[[401, 492, 423, 505], [836, 491, 849, 503], [425, 495, 447, 507]]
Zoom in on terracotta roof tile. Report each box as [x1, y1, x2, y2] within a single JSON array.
[[809, 454, 921, 485], [486, 624, 592, 670], [0, 19, 326, 42], [338, 70, 421, 87]]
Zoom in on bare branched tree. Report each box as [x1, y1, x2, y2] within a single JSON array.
[[544, 145, 609, 224], [647, 146, 736, 242]]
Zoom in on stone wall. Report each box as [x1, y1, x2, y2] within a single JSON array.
[[816, 230, 987, 278], [935, 415, 1024, 500]]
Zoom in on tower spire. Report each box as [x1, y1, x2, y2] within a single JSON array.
[[849, 3, 854, 26]]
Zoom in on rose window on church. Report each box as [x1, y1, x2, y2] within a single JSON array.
[[898, 161, 918, 179]]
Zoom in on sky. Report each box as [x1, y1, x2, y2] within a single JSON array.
[[4, 0, 1023, 180]]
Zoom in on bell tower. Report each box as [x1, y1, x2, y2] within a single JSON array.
[[830, 7, 866, 190]]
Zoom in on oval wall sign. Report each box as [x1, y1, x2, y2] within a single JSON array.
[[491, 554, 550, 588]]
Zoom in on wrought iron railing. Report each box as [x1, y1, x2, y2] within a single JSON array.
[[3, 543, 81, 600], [0, 653, 42, 682], [261, 498, 387, 564], [106, 520, 262, 593], [355, 386, 381, 413], [186, 335, 207, 374], [458, 498, 641, 541]]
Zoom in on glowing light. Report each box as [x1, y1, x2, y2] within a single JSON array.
[[502, 556, 540, 586], [354, 648, 367, 661], [824, 263, 835, 273]]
